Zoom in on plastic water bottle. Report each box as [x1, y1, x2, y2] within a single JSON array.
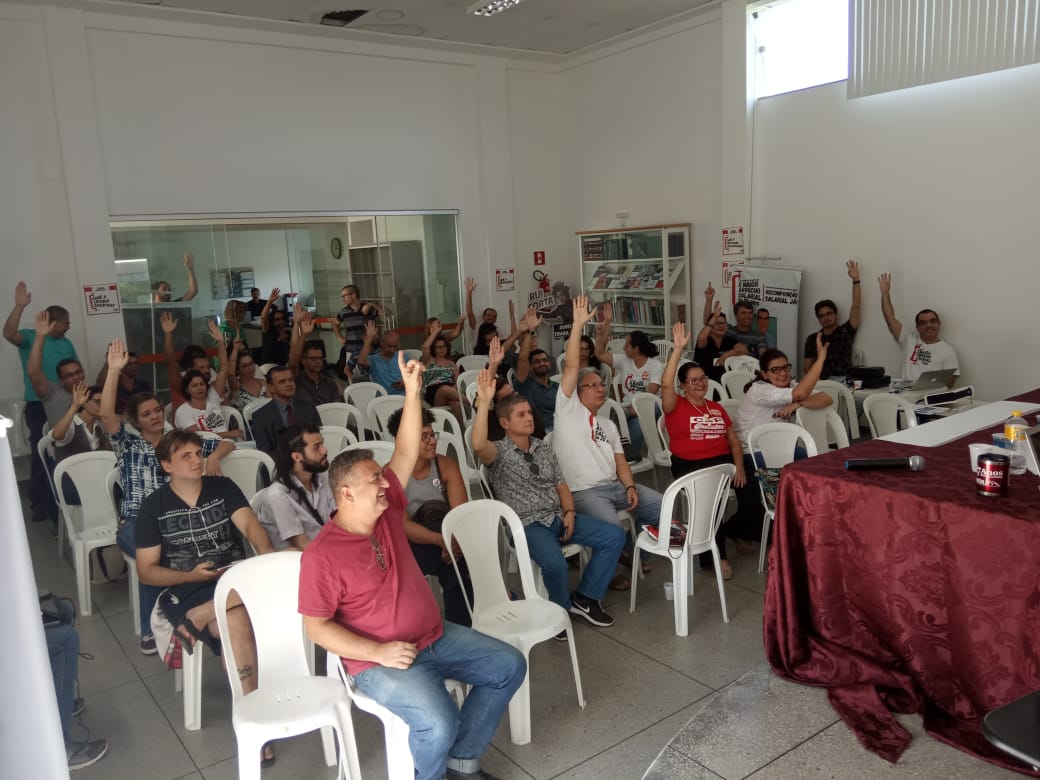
[[1004, 410, 1028, 475]]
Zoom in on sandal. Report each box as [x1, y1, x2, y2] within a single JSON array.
[[720, 561, 734, 581], [735, 540, 758, 555], [261, 742, 276, 768], [172, 619, 207, 656], [641, 562, 652, 575], [609, 574, 631, 591]]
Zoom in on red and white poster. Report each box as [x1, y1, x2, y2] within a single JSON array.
[[495, 268, 515, 292], [83, 283, 121, 315], [722, 226, 744, 256]]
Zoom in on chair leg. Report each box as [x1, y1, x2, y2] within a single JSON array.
[[335, 701, 363, 780], [711, 544, 730, 624], [183, 649, 203, 731], [74, 544, 92, 617], [565, 624, 585, 710], [672, 557, 688, 637], [383, 713, 415, 780], [506, 660, 533, 745], [758, 510, 773, 573], [125, 555, 141, 636], [629, 548, 641, 613], [56, 514, 65, 560], [236, 732, 262, 780]]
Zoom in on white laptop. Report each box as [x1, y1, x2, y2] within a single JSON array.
[[890, 368, 957, 392]]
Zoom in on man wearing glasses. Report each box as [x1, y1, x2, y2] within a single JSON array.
[[299, 352, 525, 780], [471, 362, 625, 625], [878, 272, 958, 388], [552, 297, 665, 574]]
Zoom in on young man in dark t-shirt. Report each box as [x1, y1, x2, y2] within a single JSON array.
[[803, 260, 862, 378]]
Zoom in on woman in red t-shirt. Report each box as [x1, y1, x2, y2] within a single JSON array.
[[662, 322, 750, 580]]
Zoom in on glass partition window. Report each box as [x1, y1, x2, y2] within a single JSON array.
[[110, 214, 462, 393]]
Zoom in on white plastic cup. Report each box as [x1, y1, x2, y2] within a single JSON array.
[[970, 443, 1004, 471], [663, 582, 674, 601]]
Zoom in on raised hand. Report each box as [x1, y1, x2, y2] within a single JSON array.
[[711, 300, 722, 322], [705, 281, 715, 299], [34, 310, 53, 337], [508, 300, 515, 318], [299, 311, 316, 335], [398, 351, 425, 396], [877, 273, 891, 295], [464, 277, 476, 294], [427, 318, 442, 335], [15, 281, 31, 307], [363, 319, 378, 343], [671, 321, 690, 351], [523, 306, 543, 330], [71, 381, 91, 408], [816, 331, 829, 355], [487, 335, 504, 367], [601, 301, 614, 324], [572, 295, 593, 329], [206, 318, 222, 343], [108, 339, 129, 371], [183, 251, 194, 270], [159, 311, 177, 333], [268, 287, 281, 303], [847, 259, 860, 281], [475, 367, 497, 407]]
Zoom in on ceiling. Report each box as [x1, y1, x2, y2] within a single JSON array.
[[102, 0, 718, 55]]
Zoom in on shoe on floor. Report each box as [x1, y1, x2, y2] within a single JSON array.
[[139, 634, 158, 655], [734, 539, 757, 555], [72, 697, 85, 717], [68, 739, 108, 771], [553, 630, 568, 641], [445, 768, 501, 779], [569, 593, 614, 627]]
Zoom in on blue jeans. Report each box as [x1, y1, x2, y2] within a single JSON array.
[[117, 522, 163, 637], [353, 622, 526, 780], [523, 514, 625, 608], [572, 482, 664, 534], [45, 598, 77, 743]]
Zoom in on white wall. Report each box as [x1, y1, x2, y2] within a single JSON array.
[[750, 66, 1040, 400]]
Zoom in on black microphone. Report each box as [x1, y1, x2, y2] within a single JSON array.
[[844, 456, 926, 472]]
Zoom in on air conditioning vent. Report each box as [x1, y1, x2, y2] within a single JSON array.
[[319, 10, 369, 27]]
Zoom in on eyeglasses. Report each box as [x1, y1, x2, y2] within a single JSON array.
[[767, 364, 793, 374], [521, 451, 540, 476], [370, 537, 386, 572], [683, 377, 709, 385], [579, 382, 604, 391], [420, 432, 439, 442]]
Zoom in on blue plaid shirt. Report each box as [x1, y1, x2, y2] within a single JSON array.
[[111, 424, 220, 527]]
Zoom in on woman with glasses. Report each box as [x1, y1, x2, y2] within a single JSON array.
[[662, 323, 749, 579], [227, 340, 267, 411], [420, 323, 464, 424]]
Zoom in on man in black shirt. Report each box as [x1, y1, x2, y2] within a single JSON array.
[[803, 260, 862, 378]]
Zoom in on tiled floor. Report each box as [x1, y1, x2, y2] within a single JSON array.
[[25, 466, 1024, 780]]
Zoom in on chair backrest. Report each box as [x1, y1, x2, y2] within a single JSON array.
[[442, 500, 544, 618], [630, 392, 666, 461], [164, 402, 174, 424], [220, 449, 275, 499], [242, 397, 272, 427], [37, 433, 58, 505], [747, 422, 818, 468], [367, 396, 406, 441], [706, 379, 728, 402], [597, 397, 632, 441], [795, 406, 850, 451], [220, 405, 247, 436], [428, 407, 464, 444], [436, 432, 475, 501], [52, 451, 118, 532], [401, 348, 422, 364], [214, 551, 310, 702], [598, 363, 613, 388], [316, 402, 366, 440], [456, 355, 488, 374], [258, 363, 278, 378], [814, 380, 858, 440], [724, 355, 760, 374], [863, 393, 919, 438], [343, 382, 388, 431], [610, 373, 625, 403], [104, 467, 121, 517], [657, 414, 669, 447], [652, 339, 672, 361], [456, 370, 482, 426], [656, 464, 735, 555], [721, 371, 756, 401], [340, 440, 395, 467], [606, 337, 625, 354], [556, 353, 567, 373], [320, 424, 359, 457], [718, 397, 741, 422]]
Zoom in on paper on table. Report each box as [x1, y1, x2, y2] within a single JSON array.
[[881, 401, 1040, 447]]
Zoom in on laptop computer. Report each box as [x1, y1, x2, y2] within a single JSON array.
[[890, 368, 957, 391]]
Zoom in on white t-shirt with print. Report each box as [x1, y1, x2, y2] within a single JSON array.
[[898, 330, 959, 381], [734, 381, 794, 450], [174, 398, 228, 433], [612, 355, 664, 406], [552, 389, 623, 492]]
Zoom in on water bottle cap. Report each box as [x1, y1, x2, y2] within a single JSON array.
[[1013, 410, 1023, 417]]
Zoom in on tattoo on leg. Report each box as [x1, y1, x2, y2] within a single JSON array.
[[237, 664, 254, 681]]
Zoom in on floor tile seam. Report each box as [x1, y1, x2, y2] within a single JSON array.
[[586, 628, 725, 692], [731, 716, 842, 778], [487, 744, 535, 780]]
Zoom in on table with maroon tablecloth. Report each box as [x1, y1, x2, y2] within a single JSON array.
[[763, 390, 1040, 773]]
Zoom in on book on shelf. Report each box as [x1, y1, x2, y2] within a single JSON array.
[[587, 262, 665, 292]]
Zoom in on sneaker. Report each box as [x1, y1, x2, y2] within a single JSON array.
[[67, 739, 108, 770], [445, 768, 502, 780], [139, 634, 157, 655], [569, 593, 614, 627], [72, 697, 85, 717]]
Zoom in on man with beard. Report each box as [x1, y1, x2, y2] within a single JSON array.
[[254, 424, 334, 550], [511, 307, 559, 430]]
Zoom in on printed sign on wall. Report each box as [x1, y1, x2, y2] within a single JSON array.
[[496, 268, 515, 292], [722, 226, 744, 256], [83, 283, 121, 315]]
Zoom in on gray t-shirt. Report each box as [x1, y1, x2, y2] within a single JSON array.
[[42, 385, 73, 427], [488, 437, 563, 528]]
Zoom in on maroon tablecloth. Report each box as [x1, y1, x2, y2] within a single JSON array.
[[764, 391, 1040, 773]]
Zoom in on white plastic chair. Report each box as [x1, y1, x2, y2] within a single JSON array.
[[401, 348, 422, 364], [630, 392, 669, 469], [815, 380, 859, 441], [721, 371, 756, 401], [597, 398, 655, 479], [863, 393, 919, 438], [242, 398, 272, 431], [367, 396, 406, 442], [343, 382, 388, 436], [258, 363, 278, 378], [105, 467, 141, 635], [341, 441, 396, 467], [747, 422, 818, 573], [606, 337, 625, 354], [37, 433, 62, 556], [630, 463, 735, 636], [52, 451, 118, 616], [464, 383, 480, 424], [442, 500, 584, 746], [455, 370, 481, 426], [610, 373, 625, 403], [795, 406, 851, 452], [706, 379, 729, 402], [220, 449, 275, 500], [719, 398, 741, 420], [320, 425, 359, 458], [220, 405, 248, 438], [724, 355, 760, 373], [316, 402, 366, 441], [213, 552, 351, 780], [456, 355, 487, 374], [652, 339, 672, 361]]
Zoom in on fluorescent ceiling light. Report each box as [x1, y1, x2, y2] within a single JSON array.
[[114, 258, 148, 264], [467, 0, 527, 17]]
